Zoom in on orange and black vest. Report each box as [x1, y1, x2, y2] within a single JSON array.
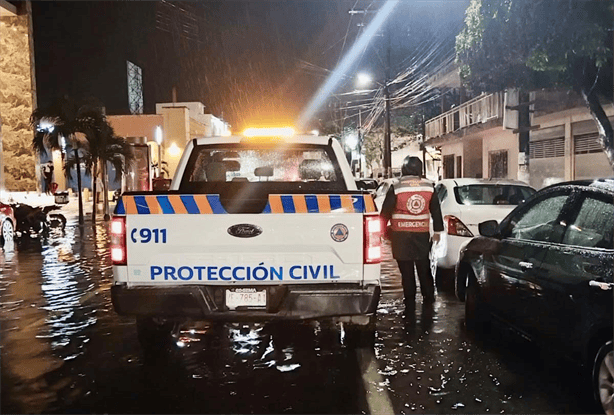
[[390, 176, 434, 233]]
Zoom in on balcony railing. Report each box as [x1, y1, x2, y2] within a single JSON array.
[[425, 92, 504, 139]]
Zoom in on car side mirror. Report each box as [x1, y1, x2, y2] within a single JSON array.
[[479, 220, 499, 237]]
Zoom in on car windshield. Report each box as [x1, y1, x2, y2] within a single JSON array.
[[454, 185, 536, 206]]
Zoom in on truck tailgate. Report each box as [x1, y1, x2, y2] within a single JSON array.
[[117, 193, 376, 285]]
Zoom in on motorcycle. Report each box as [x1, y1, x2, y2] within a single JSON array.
[[10, 203, 67, 238]]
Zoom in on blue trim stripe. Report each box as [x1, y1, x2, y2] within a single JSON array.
[[134, 196, 150, 214], [157, 196, 175, 214], [281, 195, 295, 213], [115, 199, 126, 214], [305, 195, 319, 213], [207, 195, 226, 214], [114, 194, 375, 215], [181, 195, 200, 214], [353, 195, 365, 213], [329, 195, 342, 211]]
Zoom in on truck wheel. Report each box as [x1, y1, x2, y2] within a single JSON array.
[[136, 318, 174, 359], [343, 317, 376, 349], [593, 340, 614, 415]]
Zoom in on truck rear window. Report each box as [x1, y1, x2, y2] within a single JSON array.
[[180, 143, 345, 193]]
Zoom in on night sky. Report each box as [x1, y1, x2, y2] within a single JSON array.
[[32, 1, 469, 131]]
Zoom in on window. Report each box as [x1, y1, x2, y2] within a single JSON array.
[[435, 183, 448, 203], [530, 137, 565, 158], [188, 146, 338, 183], [127, 61, 144, 115], [506, 193, 569, 242], [454, 185, 535, 205], [456, 155, 462, 178], [443, 154, 455, 178], [181, 144, 345, 193], [574, 133, 602, 155], [489, 150, 507, 178], [562, 193, 614, 249]]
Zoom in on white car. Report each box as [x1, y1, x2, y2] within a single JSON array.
[[433, 178, 536, 279], [373, 178, 398, 212]]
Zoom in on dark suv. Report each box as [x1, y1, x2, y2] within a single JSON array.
[[456, 179, 613, 413]]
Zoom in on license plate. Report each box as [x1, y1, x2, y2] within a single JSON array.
[[226, 289, 266, 309]]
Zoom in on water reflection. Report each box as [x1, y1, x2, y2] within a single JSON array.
[[1, 235, 64, 413], [169, 320, 336, 378], [0, 218, 113, 413]]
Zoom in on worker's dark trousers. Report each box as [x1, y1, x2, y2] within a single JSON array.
[[397, 259, 435, 303]]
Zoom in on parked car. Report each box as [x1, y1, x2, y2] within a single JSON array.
[[355, 178, 379, 194], [373, 178, 398, 212], [434, 178, 536, 285], [457, 179, 613, 413], [0, 202, 15, 247]]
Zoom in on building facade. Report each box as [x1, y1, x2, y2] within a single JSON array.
[[108, 101, 230, 184], [0, 0, 37, 193], [425, 89, 613, 189]]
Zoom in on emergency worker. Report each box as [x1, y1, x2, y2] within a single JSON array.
[[380, 156, 444, 306]]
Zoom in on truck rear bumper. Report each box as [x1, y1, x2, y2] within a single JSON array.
[[111, 283, 380, 322]]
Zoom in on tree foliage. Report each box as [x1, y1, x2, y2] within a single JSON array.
[[455, 0, 614, 167], [30, 96, 134, 221], [456, 0, 612, 93]]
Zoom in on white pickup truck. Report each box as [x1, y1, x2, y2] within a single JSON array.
[[110, 129, 382, 350]]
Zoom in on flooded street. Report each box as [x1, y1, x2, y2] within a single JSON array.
[[0, 217, 596, 414]]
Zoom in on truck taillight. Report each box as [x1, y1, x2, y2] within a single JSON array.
[[445, 215, 473, 237], [110, 216, 127, 265], [364, 215, 382, 264]]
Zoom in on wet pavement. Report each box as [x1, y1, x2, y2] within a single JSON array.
[[0, 216, 599, 414]]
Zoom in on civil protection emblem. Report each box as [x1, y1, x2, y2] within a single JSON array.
[[330, 223, 349, 242], [407, 194, 426, 214]]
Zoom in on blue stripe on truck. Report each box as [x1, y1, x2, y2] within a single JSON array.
[[114, 194, 377, 214]]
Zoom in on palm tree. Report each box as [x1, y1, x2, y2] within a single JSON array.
[[66, 120, 134, 222], [30, 95, 93, 224], [31, 96, 134, 224]]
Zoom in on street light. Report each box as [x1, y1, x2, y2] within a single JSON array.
[[357, 72, 372, 89]]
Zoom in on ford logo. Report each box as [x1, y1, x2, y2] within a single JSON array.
[[227, 224, 263, 238]]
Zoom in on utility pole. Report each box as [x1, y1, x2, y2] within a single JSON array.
[[517, 91, 531, 184], [383, 23, 392, 178], [421, 113, 426, 177], [505, 90, 536, 184], [358, 108, 362, 177], [348, 4, 393, 178]]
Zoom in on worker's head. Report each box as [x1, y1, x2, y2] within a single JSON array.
[[401, 156, 422, 176]]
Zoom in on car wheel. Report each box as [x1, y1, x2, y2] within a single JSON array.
[[465, 277, 488, 333], [456, 264, 469, 302], [136, 317, 175, 359], [593, 340, 614, 415], [1, 219, 14, 247]]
